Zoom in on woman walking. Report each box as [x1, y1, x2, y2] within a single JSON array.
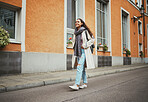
[[69, 18, 95, 91]]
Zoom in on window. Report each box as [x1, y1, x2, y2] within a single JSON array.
[[139, 43, 142, 52], [67, 0, 76, 29], [137, 0, 142, 8], [0, 7, 15, 39], [67, 0, 76, 46], [139, 43, 142, 56], [96, 0, 108, 47], [66, 0, 85, 47], [138, 21, 142, 34], [122, 11, 128, 49]]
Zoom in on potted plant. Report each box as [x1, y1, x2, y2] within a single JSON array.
[[139, 51, 144, 58], [67, 37, 73, 48], [97, 43, 103, 51], [103, 44, 108, 52], [0, 26, 10, 48], [124, 48, 131, 57]]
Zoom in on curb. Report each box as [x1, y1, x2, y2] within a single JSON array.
[[0, 65, 147, 93], [0, 85, 5, 93], [6, 82, 44, 92]]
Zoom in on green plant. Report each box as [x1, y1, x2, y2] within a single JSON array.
[[139, 51, 144, 58], [67, 37, 72, 44], [67, 41, 72, 44], [103, 44, 108, 52], [0, 26, 10, 48], [125, 48, 131, 57]]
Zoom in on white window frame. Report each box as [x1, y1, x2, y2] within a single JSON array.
[[21, 0, 26, 51], [138, 20, 142, 35], [121, 7, 130, 55], [0, 7, 21, 43], [97, 2, 107, 44], [76, 0, 85, 21], [96, 0, 110, 52], [65, 0, 85, 49]]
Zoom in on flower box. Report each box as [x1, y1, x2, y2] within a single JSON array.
[[98, 47, 103, 51], [123, 50, 126, 54], [67, 43, 73, 48], [97, 44, 108, 52]]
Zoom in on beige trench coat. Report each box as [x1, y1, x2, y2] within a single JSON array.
[[72, 30, 95, 69]]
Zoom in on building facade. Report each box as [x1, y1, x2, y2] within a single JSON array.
[[0, 0, 148, 75]]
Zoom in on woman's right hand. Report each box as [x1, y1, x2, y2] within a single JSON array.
[[81, 46, 84, 49]]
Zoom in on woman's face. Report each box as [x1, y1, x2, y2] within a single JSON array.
[[75, 19, 83, 28]]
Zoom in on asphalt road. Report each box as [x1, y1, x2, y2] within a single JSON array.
[[0, 67, 148, 102]]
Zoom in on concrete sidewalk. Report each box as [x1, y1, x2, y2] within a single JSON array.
[[0, 64, 148, 93]]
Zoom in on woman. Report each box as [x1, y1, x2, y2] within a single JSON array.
[[69, 18, 95, 90]]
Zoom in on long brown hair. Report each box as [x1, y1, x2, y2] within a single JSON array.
[[77, 18, 93, 37]]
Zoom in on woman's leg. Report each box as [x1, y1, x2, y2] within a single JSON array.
[[75, 49, 86, 85], [82, 67, 87, 84]]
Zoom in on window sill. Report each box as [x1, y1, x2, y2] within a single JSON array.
[[66, 47, 73, 49], [9, 39, 21, 44], [10, 41, 21, 44], [97, 50, 111, 53]]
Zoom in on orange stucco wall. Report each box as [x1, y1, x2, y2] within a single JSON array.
[[111, 0, 122, 57], [111, 0, 145, 57], [145, 15, 148, 57], [85, 0, 95, 37], [130, 19, 139, 57], [25, 0, 64, 53], [85, 0, 96, 55], [139, 34, 143, 44], [0, 0, 22, 52]]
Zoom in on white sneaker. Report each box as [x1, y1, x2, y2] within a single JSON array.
[[79, 84, 87, 89], [69, 84, 79, 90]]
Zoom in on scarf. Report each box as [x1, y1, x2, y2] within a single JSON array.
[[73, 27, 86, 57]]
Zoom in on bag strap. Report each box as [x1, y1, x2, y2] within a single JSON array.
[[85, 30, 89, 41]]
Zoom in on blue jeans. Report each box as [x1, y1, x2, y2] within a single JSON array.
[[75, 49, 87, 85]]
